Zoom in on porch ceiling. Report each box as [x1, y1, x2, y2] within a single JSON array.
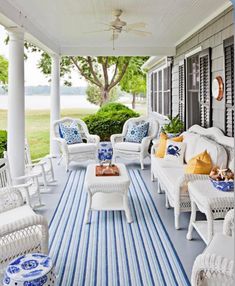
[[0, 0, 232, 56]]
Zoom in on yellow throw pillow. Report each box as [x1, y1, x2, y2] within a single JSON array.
[[185, 151, 212, 174], [155, 133, 183, 158], [185, 158, 212, 174]]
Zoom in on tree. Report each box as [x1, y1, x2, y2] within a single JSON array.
[[119, 57, 148, 109], [23, 43, 148, 106], [86, 84, 118, 106], [37, 53, 131, 105], [0, 55, 8, 90]]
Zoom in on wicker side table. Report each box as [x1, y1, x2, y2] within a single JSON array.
[[187, 180, 234, 244]]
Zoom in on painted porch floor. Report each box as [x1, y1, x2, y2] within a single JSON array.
[[36, 158, 206, 283]]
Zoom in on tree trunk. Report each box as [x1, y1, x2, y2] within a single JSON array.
[[132, 93, 136, 109], [101, 88, 109, 106]]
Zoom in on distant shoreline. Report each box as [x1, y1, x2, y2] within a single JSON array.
[[0, 94, 146, 111]]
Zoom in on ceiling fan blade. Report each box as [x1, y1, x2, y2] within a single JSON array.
[[126, 22, 147, 30], [83, 29, 111, 34], [126, 29, 151, 37]]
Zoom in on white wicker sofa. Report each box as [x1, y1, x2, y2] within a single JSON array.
[[151, 125, 234, 230]]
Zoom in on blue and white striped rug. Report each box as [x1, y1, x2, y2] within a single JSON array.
[[49, 169, 190, 286]]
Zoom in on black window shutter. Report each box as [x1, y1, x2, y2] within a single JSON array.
[[178, 61, 186, 129], [199, 48, 212, 128], [224, 36, 234, 137]]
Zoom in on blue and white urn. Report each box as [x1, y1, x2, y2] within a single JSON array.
[[98, 141, 113, 162], [3, 253, 56, 286]]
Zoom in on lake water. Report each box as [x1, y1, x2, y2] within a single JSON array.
[[0, 94, 146, 112], [0, 95, 98, 110]]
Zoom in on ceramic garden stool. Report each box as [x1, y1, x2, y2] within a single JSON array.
[[3, 253, 56, 286]]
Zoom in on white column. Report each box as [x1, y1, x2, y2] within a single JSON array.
[[7, 28, 25, 178], [50, 54, 60, 156]]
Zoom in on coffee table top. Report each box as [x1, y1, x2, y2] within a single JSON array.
[[85, 163, 130, 191]]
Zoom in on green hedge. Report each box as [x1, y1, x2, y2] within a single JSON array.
[[0, 130, 7, 158], [84, 103, 139, 141], [97, 102, 130, 113]]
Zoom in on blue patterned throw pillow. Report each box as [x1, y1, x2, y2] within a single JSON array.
[[59, 123, 82, 145], [125, 122, 149, 143]]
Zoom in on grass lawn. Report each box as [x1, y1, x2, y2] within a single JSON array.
[[0, 108, 96, 159]]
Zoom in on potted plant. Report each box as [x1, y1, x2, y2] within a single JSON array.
[[161, 114, 184, 138]]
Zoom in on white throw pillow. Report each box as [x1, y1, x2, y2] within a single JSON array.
[[164, 140, 186, 164]]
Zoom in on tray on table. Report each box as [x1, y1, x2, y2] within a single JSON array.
[[95, 165, 120, 176]]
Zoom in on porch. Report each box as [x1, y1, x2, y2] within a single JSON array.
[[0, 0, 234, 285]]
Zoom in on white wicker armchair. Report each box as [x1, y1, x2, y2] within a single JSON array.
[[191, 209, 234, 286], [0, 187, 48, 280], [53, 117, 100, 171], [111, 116, 159, 169], [25, 139, 57, 191]]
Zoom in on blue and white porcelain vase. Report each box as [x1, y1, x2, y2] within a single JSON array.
[[3, 253, 56, 286], [98, 141, 113, 162]]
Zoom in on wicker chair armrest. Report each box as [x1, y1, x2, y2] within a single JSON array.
[[191, 253, 234, 286], [110, 134, 124, 145], [175, 174, 209, 196], [0, 187, 24, 213], [53, 137, 68, 152], [87, 134, 100, 144], [151, 139, 160, 155], [140, 136, 152, 152], [223, 209, 234, 236]]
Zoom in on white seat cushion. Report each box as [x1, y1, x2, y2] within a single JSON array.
[[0, 205, 35, 228], [68, 143, 97, 154], [205, 233, 234, 261], [157, 166, 189, 197], [115, 142, 141, 152]]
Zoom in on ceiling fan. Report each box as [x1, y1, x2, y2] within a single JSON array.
[[85, 9, 151, 49]]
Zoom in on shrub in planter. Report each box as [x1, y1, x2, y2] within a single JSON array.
[[84, 103, 139, 141], [0, 130, 7, 158]]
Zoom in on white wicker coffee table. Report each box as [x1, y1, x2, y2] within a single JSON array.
[[84, 163, 133, 223], [187, 180, 234, 244]]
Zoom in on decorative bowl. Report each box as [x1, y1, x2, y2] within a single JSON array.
[[210, 178, 234, 192], [166, 132, 181, 138]]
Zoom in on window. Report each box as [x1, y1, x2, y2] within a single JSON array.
[[224, 36, 234, 137], [150, 58, 172, 116], [179, 48, 211, 130]]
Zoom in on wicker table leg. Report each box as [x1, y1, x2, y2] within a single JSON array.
[[123, 193, 133, 223], [85, 193, 91, 224], [206, 211, 214, 243], [187, 200, 197, 240]]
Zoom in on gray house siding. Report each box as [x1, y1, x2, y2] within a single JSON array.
[[172, 7, 234, 132]]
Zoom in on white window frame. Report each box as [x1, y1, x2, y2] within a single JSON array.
[[148, 57, 172, 118]]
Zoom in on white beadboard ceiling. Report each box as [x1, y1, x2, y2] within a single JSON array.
[[0, 0, 232, 55]]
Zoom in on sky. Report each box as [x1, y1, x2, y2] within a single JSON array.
[[0, 25, 87, 87]]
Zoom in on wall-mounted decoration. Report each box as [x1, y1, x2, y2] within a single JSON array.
[[212, 76, 224, 101]]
